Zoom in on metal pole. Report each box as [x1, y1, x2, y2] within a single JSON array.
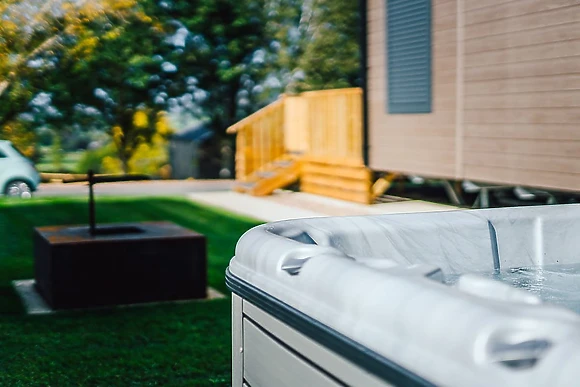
[[88, 169, 96, 236]]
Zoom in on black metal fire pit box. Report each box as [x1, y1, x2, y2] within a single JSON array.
[[33, 221, 207, 310]]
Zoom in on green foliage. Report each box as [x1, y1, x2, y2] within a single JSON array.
[[0, 0, 359, 166], [99, 136, 169, 176], [0, 0, 144, 155], [229, 0, 363, 123], [127, 134, 169, 175], [39, 0, 268, 169], [58, 9, 164, 172], [262, 0, 309, 89], [77, 143, 118, 174], [51, 133, 63, 170], [147, 0, 269, 131], [0, 197, 260, 385], [296, 0, 361, 91], [256, 0, 361, 98]]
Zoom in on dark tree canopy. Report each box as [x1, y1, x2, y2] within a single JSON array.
[[0, 0, 360, 168]]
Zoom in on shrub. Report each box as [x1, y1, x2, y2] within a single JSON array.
[[76, 143, 117, 174]]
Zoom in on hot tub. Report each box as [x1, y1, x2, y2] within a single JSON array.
[[226, 204, 580, 386]]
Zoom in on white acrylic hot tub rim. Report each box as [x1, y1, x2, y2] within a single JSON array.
[[228, 204, 580, 387]]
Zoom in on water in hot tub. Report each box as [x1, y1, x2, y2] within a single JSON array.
[[445, 263, 580, 314]]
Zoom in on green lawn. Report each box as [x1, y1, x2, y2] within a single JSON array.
[[36, 150, 86, 173], [0, 197, 261, 386]]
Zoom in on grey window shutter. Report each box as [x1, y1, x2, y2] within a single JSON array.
[[387, 0, 432, 114]]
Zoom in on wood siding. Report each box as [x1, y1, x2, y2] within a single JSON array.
[[368, 0, 580, 191], [463, 0, 580, 190], [367, 0, 458, 179]]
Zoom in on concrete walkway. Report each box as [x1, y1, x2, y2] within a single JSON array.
[[36, 180, 232, 197], [37, 179, 458, 222], [188, 190, 458, 222]]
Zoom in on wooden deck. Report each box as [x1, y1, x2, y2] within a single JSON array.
[[227, 88, 373, 204]]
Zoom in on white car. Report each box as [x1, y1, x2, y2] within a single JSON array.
[[0, 141, 41, 198]]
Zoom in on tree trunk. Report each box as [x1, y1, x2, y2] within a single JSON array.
[[116, 110, 133, 175], [225, 82, 241, 134], [120, 158, 129, 174], [117, 138, 130, 175]]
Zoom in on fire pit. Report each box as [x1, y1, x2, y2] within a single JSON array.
[[32, 171, 207, 310]]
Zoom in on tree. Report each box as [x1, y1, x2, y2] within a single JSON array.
[[296, 0, 361, 91], [260, 0, 314, 94], [2, 0, 270, 171], [0, 0, 144, 157], [253, 0, 361, 100], [54, 0, 269, 172], [1, 0, 287, 174], [140, 0, 268, 133], [58, 8, 169, 172]]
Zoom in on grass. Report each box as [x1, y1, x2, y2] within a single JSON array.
[[36, 150, 86, 173], [0, 196, 261, 386]]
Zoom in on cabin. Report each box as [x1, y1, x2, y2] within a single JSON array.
[[228, 0, 580, 204]]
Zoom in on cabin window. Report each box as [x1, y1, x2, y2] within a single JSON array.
[[387, 0, 432, 114]]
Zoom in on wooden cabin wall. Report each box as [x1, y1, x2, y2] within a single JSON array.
[[367, 0, 458, 179], [462, 0, 580, 190], [368, 0, 580, 191]]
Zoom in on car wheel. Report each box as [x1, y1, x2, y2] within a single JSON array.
[[5, 181, 32, 199]]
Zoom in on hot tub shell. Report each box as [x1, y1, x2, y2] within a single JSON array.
[[227, 204, 580, 386]]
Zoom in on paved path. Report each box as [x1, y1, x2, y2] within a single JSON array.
[[35, 180, 233, 197], [36, 180, 458, 222], [188, 190, 458, 222]]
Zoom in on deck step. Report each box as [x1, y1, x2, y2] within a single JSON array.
[[235, 156, 301, 196], [273, 160, 294, 168], [256, 171, 277, 178]]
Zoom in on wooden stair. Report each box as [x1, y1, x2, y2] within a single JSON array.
[[300, 158, 373, 204], [234, 156, 301, 196]]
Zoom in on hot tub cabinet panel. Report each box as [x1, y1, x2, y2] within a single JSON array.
[[230, 293, 397, 387]]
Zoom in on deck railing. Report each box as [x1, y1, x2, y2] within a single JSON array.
[[227, 87, 364, 179], [301, 88, 363, 165], [227, 98, 286, 179]]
